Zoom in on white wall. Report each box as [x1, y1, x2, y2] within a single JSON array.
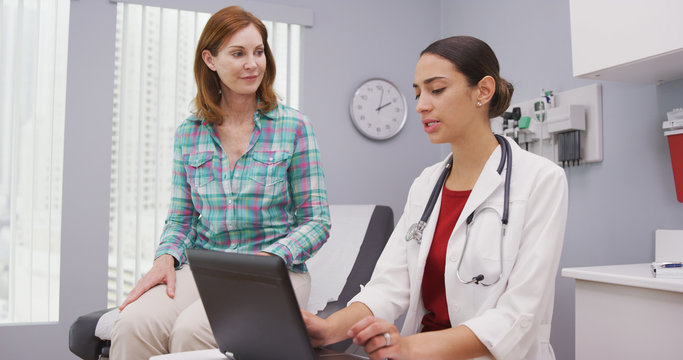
[[0, 1, 441, 359], [440, 1, 683, 359]]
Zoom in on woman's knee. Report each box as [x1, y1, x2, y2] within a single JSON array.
[[169, 300, 215, 352], [111, 303, 155, 343]]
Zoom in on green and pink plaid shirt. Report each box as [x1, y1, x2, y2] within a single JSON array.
[[156, 103, 330, 272]]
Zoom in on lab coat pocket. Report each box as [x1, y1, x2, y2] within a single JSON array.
[[466, 202, 513, 261], [185, 151, 215, 190]]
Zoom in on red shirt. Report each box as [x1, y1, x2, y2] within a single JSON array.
[[420, 186, 471, 332]]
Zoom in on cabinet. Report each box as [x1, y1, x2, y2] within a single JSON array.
[[569, 0, 683, 84], [562, 264, 683, 359]]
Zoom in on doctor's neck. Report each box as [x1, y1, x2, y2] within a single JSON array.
[[446, 129, 498, 190]]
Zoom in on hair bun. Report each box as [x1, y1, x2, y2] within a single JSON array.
[[489, 78, 514, 118]]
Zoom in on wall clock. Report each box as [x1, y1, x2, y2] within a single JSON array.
[[349, 78, 407, 140]]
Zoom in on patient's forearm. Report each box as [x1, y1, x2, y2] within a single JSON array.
[[323, 302, 373, 345]]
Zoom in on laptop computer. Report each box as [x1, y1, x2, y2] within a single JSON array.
[[187, 248, 367, 360]]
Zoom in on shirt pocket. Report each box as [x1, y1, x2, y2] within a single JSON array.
[[185, 151, 215, 189], [249, 150, 290, 192]]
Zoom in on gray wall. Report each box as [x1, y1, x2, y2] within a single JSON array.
[[441, 1, 683, 359]]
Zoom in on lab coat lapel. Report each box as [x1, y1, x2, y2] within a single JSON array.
[[407, 157, 449, 304], [415, 159, 448, 264]]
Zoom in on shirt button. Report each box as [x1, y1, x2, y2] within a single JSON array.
[[520, 318, 530, 328], [269, 157, 274, 161], [452, 305, 461, 313], [449, 255, 459, 262], [228, 199, 233, 204]]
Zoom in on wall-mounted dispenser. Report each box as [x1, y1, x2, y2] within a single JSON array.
[[546, 104, 586, 167], [663, 108, 683, 203], [491, 83, 603, 166]]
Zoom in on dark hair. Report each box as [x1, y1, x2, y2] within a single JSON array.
[[193, 6, 277, 124], [421, 36, 513, 118]]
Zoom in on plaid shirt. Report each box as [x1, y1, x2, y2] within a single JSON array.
[[156, 103, 331, 272]]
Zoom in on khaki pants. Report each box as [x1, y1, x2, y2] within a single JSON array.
[[110, 266, 311, 360]]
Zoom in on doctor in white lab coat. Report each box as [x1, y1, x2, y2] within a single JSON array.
[[303, 35, 568, 360]]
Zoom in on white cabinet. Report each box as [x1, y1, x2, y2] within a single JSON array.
[[562, 264, 683, 358], [569, 0, 683, 84]]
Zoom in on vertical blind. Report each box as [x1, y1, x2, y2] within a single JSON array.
[[0, 0, 69, 323], [108, 2, 302, 307]]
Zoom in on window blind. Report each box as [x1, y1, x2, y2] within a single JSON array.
[[0, 0, 69, 323]]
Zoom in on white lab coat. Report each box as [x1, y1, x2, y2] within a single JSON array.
[[350, 137, 568, 360]]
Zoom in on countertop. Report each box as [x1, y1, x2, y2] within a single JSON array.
[[561, 263, 683, 293]]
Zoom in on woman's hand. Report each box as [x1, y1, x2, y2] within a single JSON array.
[[301, 309, 330, 348], [347, 316, 411, 360], [118, 254, 176, 310]]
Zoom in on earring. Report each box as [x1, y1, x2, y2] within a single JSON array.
[[476, 101, 482, 107]]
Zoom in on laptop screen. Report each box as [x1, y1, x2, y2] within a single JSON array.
[[188, 249, 321, 360]]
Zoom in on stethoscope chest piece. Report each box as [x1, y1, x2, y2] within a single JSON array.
[[405, 221, 426, 244]]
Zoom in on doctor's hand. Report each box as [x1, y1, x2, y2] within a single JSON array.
[[119, 254, 176, 311], [348, 316, 412, 360], [301, 309, 330, 348]]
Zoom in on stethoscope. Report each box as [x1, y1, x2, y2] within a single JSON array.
[[405, 134, 512, 286]]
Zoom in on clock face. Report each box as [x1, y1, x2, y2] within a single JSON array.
[[349, 78, 407, 140]]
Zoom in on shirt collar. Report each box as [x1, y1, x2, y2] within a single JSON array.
[[256, 98, 277, 121]]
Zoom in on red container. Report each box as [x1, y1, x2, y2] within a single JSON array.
[[666, 130, 683, 203]]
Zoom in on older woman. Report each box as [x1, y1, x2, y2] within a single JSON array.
[[110, 6, 330, 359]]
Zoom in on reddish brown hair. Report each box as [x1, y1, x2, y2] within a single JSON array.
[[193, 6, 277, 124]]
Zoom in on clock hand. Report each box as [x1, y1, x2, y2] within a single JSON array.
[[377, 88, 385, 113], [375, 102, 392, 112]]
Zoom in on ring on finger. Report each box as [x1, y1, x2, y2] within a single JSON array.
[[383, 332, 391, 347]]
